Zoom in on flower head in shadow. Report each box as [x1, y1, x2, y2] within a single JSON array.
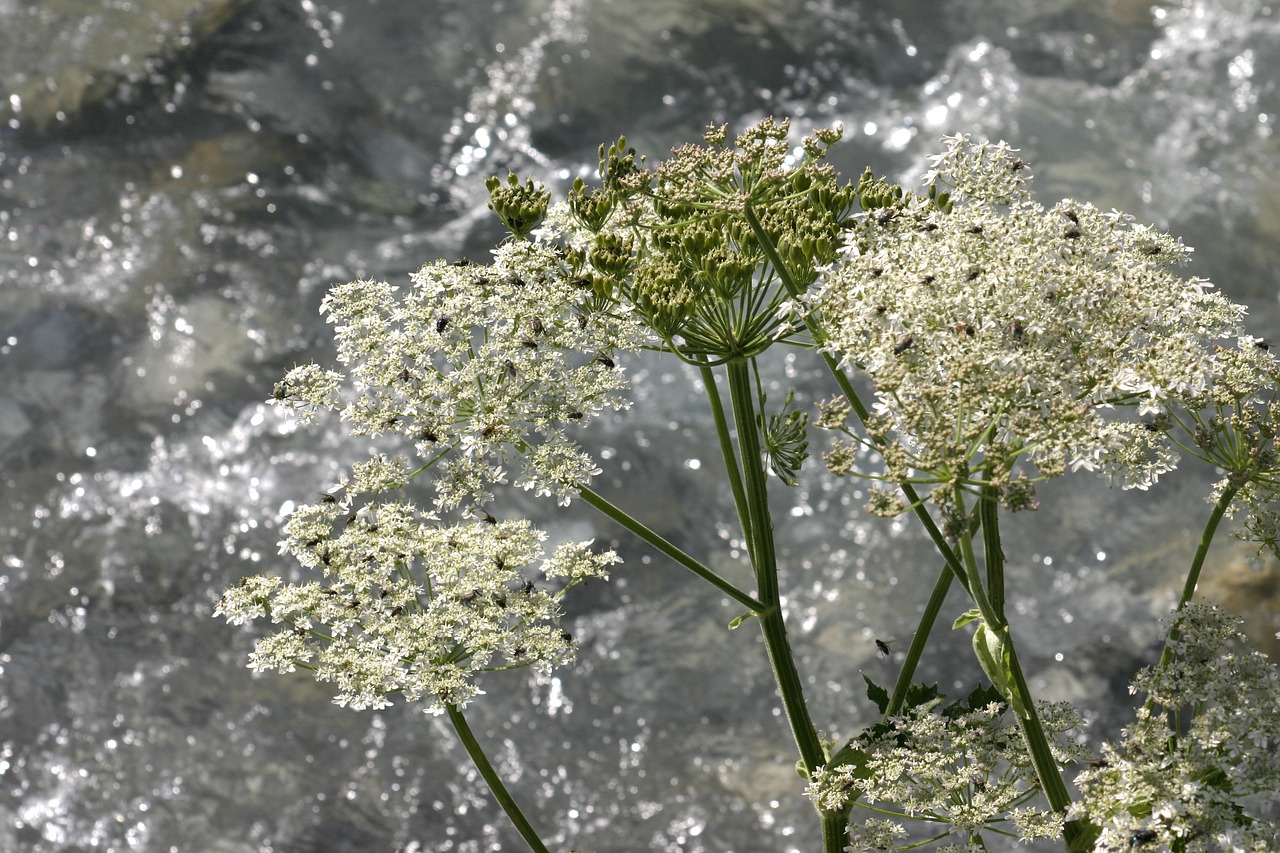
[[1070, 603, 1280, 851]]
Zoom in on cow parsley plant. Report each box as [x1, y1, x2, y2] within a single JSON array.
[[220, 120, 1280, 853]]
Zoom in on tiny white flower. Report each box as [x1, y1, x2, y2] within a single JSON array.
[[809, 135, 1245, 511]]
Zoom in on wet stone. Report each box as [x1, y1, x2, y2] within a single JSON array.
[[0, 0, 253, 131]]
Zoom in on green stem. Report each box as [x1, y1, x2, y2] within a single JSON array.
[[1004, 641, 1071, 813], [725, 359, 846, 852], [578, 485, 765, 613], [954, 488, 1078, 840], [886, 511, 982, 718], [696, 346, 849, 846], [699, 360, 753, 546], [725, 360, 825, 772], [979, 485, 1005, 619], [952, 488, 999, 625], [1150, 484, 1238, 688], [1175, 483, 1237, 613], [885, 559, 954, 718], [446, 704, 550, 853], [821, 810, 850, 851]]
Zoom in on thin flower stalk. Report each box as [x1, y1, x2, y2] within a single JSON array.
[[447, 704, 551, 853], [577, 484, 765, 613], [699, 359, 754, 549], [1148, 483, 1238, 698]]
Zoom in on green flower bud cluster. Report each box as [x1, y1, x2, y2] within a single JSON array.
[[486, 172, 551, 239], [537, 117, 866, 364], [587, 231, 634, 279], [567, 176, 613, 232], [597, 134, 647, 194], [760, 388, 809, 487], [853, 167, 903, 211], [631, 254, 694, 337], [751, 200, 841, 287]]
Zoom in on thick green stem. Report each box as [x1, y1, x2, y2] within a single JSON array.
[[446, 704, 550, 853], [979, 486, 1005, 619], [955, 488, 1074, 826], [821, 810, 850, 851], [725, 359, 846, 852], [725, 360, 825, 771], [1004, 642, 1072, 813], [578, 485, 765, 613]]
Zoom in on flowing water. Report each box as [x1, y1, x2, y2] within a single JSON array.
[[3, 1, 1280, 850]]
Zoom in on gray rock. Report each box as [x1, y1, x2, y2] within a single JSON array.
[[0, 0, 252, 131]]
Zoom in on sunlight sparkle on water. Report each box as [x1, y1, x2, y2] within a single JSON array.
[[885, 125, 914, 150]]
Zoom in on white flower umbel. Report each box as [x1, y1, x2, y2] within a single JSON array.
[[226, 236, 637, 713], [805, 698, 1085, 847], [1166, 338, 1280, 559], [217, 506, 617, 713], [809, 135, 1246, 512], [274, 239, 645, 514], [1070, 603, 1280, 851]]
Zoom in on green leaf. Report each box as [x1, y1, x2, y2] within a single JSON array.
[[727, 612, 758, 630], [861, 672, 890, 715], [902, 681, 943, 712], [958, 682, 1007, 715]]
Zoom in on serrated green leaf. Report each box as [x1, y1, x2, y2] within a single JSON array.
[[862, 672, 890, 715], [902, 682, 944, 712]]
